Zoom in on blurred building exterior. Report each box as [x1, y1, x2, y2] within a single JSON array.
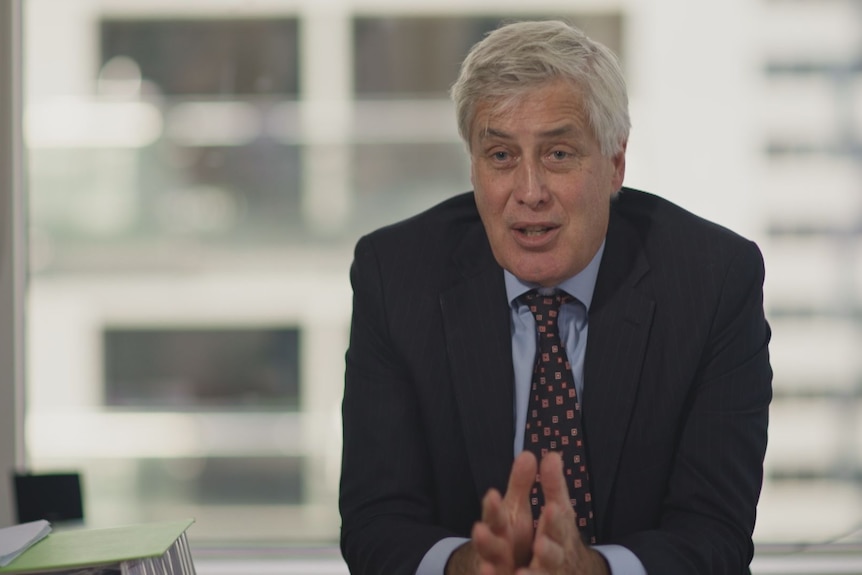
[[18, 0, 862, 546], [756, 0, 862, 543]]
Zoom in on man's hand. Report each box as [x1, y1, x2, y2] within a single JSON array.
[[516, 452, 609, 575], [469, 450, 537, 574], [445, 451, 535, 575], [448, 451, 610, 575]]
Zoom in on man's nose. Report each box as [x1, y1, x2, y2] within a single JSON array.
[[513, 159, 548, 208]]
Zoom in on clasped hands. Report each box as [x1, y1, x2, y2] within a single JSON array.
[[447, 451, 609, 575]]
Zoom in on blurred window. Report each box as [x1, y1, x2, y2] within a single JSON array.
[[103, 327, 300, 410], [353, 15, 623, 97], [26, 0, 862, 552], [100, 19, 300, 96]]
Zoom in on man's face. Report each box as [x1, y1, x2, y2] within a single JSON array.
[[470, 80, 626, 287]]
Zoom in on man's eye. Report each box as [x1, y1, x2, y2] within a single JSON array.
[[551, 150, 569, 160], [492, 151, 509, 161]]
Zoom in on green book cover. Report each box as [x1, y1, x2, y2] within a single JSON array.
[[0, 519, 194, 574]]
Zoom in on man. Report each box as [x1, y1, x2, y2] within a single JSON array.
[[340, 20, 771, 575]]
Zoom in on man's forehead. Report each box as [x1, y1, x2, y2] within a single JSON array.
[[470, 82, 588, 140], [472, 107, 589, 143]]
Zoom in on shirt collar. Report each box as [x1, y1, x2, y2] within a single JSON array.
[[504, 240, 605, 311]]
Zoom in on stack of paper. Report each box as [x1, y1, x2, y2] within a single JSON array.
[[0, 521, 52, 568], [0, 519, 195, 574]]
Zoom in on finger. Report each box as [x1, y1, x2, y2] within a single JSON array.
[[532, 532, 565, 569], [472, 521, 514, 569], [514, 568, 547, 575], [483, 474, 535, 569], [504, 450, 538, 506], [479, 563, 503, 575], [481, 488, 504, 528], [534, 498, 563, 542], [483, 486, 527, 544], [538, 452, 571, 509]]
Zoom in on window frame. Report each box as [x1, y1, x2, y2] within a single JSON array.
[[0, 0, 26, 527]]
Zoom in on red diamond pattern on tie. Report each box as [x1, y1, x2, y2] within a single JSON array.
[[522, 290, 596, 545]]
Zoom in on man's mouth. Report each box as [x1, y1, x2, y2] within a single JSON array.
[[517, 225, 556, 237]]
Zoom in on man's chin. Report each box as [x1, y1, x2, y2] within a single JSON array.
[[505, 263, 565, 288]]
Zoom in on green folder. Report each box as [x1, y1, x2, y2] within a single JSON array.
[[0, 519, 195, 574]]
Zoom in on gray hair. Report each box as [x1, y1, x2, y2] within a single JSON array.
[[450, 20, 630, 157]]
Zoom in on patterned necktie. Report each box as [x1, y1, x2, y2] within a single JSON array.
[[521, 290, 596, 544]]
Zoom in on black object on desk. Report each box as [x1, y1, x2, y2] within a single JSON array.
[[12, 472, 84, 524]]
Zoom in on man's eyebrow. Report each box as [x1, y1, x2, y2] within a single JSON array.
[[539, 124, 578, 139], [479, 127, 512, 141], [478, 124, 579, 141]]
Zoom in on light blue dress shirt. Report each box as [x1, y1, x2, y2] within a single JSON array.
[[416, 241, 646, 575]]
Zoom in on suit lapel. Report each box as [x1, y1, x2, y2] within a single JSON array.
[[440, 223, 515, 498], [583, 207, 655, 537]]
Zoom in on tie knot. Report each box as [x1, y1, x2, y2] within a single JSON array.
[[522, 290, 571, 327]]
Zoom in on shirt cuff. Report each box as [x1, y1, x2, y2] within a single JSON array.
[[593, 544, 647, 575], [415, 537, 470, 575]]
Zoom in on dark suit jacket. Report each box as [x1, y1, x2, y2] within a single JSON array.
[[339, 188, 772, 574]]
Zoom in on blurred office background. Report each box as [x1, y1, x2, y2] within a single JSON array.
[[9, 0, 862, 558]]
